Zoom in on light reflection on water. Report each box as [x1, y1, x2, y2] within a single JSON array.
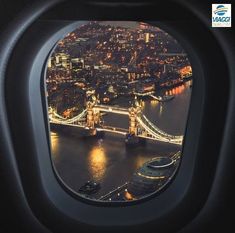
[[88, 140, 108, 181], [159, 104, 163, 116], [165, 84, 185, 96], [50, 132, 59, 156], [150, 100, 158, 108]]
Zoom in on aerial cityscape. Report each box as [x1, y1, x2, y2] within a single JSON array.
[[46, 21, 192, 202]]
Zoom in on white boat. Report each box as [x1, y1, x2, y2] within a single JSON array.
[[151, 95, 175, 102]]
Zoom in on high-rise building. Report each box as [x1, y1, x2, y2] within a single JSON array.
[[55, 55, 60, 64], [48, 57, 52, 68], [61, 55, 71, 69], [145, 33, 150, 43], [54, 53, 71, 69], [71, 58, 85, 70]]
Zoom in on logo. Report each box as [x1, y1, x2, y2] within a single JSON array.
[[212, 4, 232, 27], [214, 5, 228, 16]]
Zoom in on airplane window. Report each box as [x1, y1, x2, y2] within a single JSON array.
[[45, 21, 193, 203]]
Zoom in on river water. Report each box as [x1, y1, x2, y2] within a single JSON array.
[[50, 81, 192, 198]]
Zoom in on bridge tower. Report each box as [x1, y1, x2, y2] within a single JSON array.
[[128, 107, 138, 135], [128, 99, 141, 135], [86, 99, 102, 130], [86, 101, 95, 129]]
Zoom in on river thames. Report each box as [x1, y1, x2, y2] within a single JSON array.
[[50, 81, 192, 199]]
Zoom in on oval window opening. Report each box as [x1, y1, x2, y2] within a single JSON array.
[[45, 21, 193, 203]]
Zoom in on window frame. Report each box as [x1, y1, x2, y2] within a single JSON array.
[[5, 18, 206, 225]]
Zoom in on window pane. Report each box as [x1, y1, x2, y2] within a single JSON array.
[[46, 21, 193, 202]]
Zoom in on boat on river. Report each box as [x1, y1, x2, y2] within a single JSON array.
[[78, 181, 101, 194], [151, 95, 175, 102]]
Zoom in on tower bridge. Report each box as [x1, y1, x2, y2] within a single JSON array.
[[49, 100, 183, 145]]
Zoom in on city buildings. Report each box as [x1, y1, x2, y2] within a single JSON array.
[[46, 21, 192, 116]]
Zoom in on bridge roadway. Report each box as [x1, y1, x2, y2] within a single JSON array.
[[50, 121, 128, 136], [97, 126, 128, 135], [93, 105, 129, 115]]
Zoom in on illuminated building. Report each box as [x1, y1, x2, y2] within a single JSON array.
[[139, 22, 149, 30], [54, 53, 71, 69], [145, 33, 150, 43], [48, 58, 52, 68], [71, 58, 85, 70], [127, 157, 178, 198]]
